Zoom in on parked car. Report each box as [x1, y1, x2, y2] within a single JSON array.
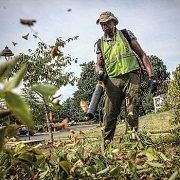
[[18, 125, 35, 136]]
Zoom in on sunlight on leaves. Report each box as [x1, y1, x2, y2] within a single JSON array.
[[32, 83, 58, 101], [4, 64, 26, 91]]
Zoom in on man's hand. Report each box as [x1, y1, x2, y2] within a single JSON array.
[[96, 53, 104, 73], [149, 76, 157, 93], [96, 68, 104, 81]]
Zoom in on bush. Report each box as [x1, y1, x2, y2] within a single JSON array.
[[167, 65, 180, 137]]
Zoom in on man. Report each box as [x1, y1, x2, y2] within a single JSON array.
[[95, 11, 156, 144]]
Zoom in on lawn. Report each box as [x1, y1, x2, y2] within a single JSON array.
[[48, 110, 179, 179], [79, 110, 174, 139]]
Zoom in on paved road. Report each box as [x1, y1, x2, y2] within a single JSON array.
[[18, 124, 97, 141]]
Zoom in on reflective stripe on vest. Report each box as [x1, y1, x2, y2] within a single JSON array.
[[101, 30, 139, 77]]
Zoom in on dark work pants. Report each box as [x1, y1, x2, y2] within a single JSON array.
[[103, 71, 140, 141]]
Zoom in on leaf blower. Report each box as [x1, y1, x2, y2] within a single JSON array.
[[86, 70, 105, 120]]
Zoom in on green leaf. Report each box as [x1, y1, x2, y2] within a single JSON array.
[[159, 152, 169, 162], [0, 89, 5, 98], [39, 170, 49, 180], [85, 165, 97, 174], [109, 166, 121, 176], [137, 168, 151, 174], [5, 92, 34, 129], [0, 125, 17, 152], [128, 149, 137, 160], [145, 147, 159, 161], [0, 55, 20, 81], [147, 161, 163, 168], [97, 167, 110, 175], [111, 148, 119, 154], [32, 83, 58, 101], [59, 161, 71, 174], [14, 143, 26, 153], [4, 64, 26, 91], [0, 169, 7, 179], [93, 158, 106, 169], [18, 152, 36, 163], [169, 170, 179, 180]]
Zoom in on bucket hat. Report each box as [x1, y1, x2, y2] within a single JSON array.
[[96, 11, 118, 25]]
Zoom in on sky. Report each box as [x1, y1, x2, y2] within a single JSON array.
[[0, 0, 180, 101]]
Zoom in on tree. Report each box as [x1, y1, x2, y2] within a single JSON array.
[[59, 97, 79, 121], [13, 37, 78, 87], [75, 61, 97, 101], [139, 55, 170, 114], [73, 61, 98, 120], [12, 37, 78, 124], [58, 61, 98, 122], [167, 65, 180, 138], [22, 88, 46, 125]]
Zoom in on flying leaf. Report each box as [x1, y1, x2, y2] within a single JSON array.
[[50, 46, 63, 58], [22, 33, 29, 40], [69, 130, 78, 144], [74, 36, 79, 40], [33, 34, 37, 38], [4, 64, 26, 91], [12, 42, 18, 46], [52, 118, 71, 132], [80, 100, 88, 112], [5, 91, 34, 129], [32, 83, 58, 101], [20, 19, 36, 26]]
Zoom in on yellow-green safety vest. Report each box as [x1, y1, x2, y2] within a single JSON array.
[[101, 30, 139, 77]]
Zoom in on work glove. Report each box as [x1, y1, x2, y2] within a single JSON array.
[[149, 76, 157, 93], [96, 69, 108, 84], [97, 69, 104, 81]]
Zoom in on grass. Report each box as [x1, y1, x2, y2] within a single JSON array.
[[43, 110, 180, 179], [78, 110, 174, 139], [48, 110, 178, 159]]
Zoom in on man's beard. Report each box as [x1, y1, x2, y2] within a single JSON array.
[[104, 26, 115, 36]]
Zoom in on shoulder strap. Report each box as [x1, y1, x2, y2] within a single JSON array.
[[121, 29, 144, 76], [120, 29, 132, 47], [94, 38, 101, 52]]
